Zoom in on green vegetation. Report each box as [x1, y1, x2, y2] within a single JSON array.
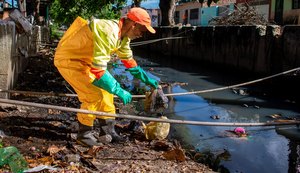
[[49, 22, 64, 41], [49, 0, 126, 40], [50, 0, 126, 26]]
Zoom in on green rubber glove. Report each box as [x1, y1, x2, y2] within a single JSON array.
[[92, 70, 132, 105], [127, 66, 158, 88]]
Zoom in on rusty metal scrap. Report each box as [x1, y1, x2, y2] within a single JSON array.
[[209, 4, 269, 26]]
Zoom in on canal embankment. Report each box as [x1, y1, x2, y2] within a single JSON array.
[[139, 25, 300, 75], [134, 25, 300, 104]]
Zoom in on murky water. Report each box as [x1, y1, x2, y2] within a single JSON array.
[[134, 53, 300, 173]]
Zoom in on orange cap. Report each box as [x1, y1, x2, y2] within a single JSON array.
[[127, 7, 156, 34]]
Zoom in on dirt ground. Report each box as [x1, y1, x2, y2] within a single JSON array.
[[0, 47, 214, 173]]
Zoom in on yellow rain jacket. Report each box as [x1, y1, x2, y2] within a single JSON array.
[[54, 17, 138, 126]]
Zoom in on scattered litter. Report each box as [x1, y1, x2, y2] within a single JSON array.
[[224, 127, 248, 138], [24, 165, 58, 172], [143, 116, 170, 140], [234, 127, 246, 135], [254, 105, 260, 109], [231, 88, 249, 96], [0, 130, 6, 138], [243, 104, 249, 108], [239, 89, 248, 96], [145, 85, 169, 115], [210, 115, 220, 120], [267, 114, 282, 119]]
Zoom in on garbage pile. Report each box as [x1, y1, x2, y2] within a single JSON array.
[[209, 4, 269, 25]]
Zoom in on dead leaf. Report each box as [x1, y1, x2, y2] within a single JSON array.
[[86, 146, 103, 157], [47, 145, 65, 156], [27, 156, 54, 167], [162, 148, 186, 162], [38, 156, 54, 165], [151, 140, 171, 151], [48, 109, 61, 115]]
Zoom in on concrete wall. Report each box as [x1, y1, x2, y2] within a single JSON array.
[[29, 25, 50, 55], [0, 21, 21, 98], [141, 25, 299, 75], [282, 25, 300, 71], [0, 21, 50, 99]]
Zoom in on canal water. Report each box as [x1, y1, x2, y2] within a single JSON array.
[[133, 52, 300, 173]]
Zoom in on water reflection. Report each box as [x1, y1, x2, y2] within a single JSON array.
[[167, 85, 299, 173], [131, 54, 300, 172]]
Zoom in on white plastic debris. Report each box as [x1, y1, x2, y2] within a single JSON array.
[[23, 165, 58, 172]]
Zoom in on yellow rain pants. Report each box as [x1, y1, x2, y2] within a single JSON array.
[[54, 17, 115, 127]]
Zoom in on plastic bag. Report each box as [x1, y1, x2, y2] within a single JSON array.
[[145, 85, 168, 115], [143, 116, 170, 140]]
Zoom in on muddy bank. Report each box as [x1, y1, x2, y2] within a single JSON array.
[[0, 48, 214, 172]]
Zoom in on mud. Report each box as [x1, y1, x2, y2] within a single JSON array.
[[0, 47, 213, 172]]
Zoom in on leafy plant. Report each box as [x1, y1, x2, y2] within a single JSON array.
[[97, 3, 124, 20], [0, 139, 3, 148], [50, 0, 126, 26], [49, 22, 63, 40]]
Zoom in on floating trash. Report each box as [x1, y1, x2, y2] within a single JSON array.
[[234, 127, 246, 135], [145, 85, 169, 115]]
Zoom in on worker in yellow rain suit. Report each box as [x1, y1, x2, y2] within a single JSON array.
[[54, 7, 158, 147]]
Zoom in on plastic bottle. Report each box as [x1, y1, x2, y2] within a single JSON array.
[[0, 146, 28, 173]]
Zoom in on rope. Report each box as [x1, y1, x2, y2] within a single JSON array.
[[164, 67, 300, 96], [130, 36, 187, 47], [130, 27, 195, 47], [38, 29, 192, 48], [0, 98, 299, 127], [1, 67, 299, 98], [0, 90, 78, 97]]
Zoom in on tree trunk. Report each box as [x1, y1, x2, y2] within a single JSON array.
[[159, 0, 176, 26], [132, 0, 141, 7]]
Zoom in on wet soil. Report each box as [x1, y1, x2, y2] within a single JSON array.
[[0, 47, 213, 172]]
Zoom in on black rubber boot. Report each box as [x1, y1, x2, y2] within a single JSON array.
[[76, 123, 102, 147], [98, 119, 127, 143]]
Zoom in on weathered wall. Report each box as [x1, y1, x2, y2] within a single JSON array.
[[29, 26, 50, 56], [282, 26, 300, 71], [0, 21, 50, 99], [0, 21, 20, 99], [141, 25, 299, 75]]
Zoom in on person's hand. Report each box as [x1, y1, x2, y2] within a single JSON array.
[[127, 66, 158, 88], [92, 70, 132, 104], [146, 78, 159, 88], [115, 88, 132, 105]]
